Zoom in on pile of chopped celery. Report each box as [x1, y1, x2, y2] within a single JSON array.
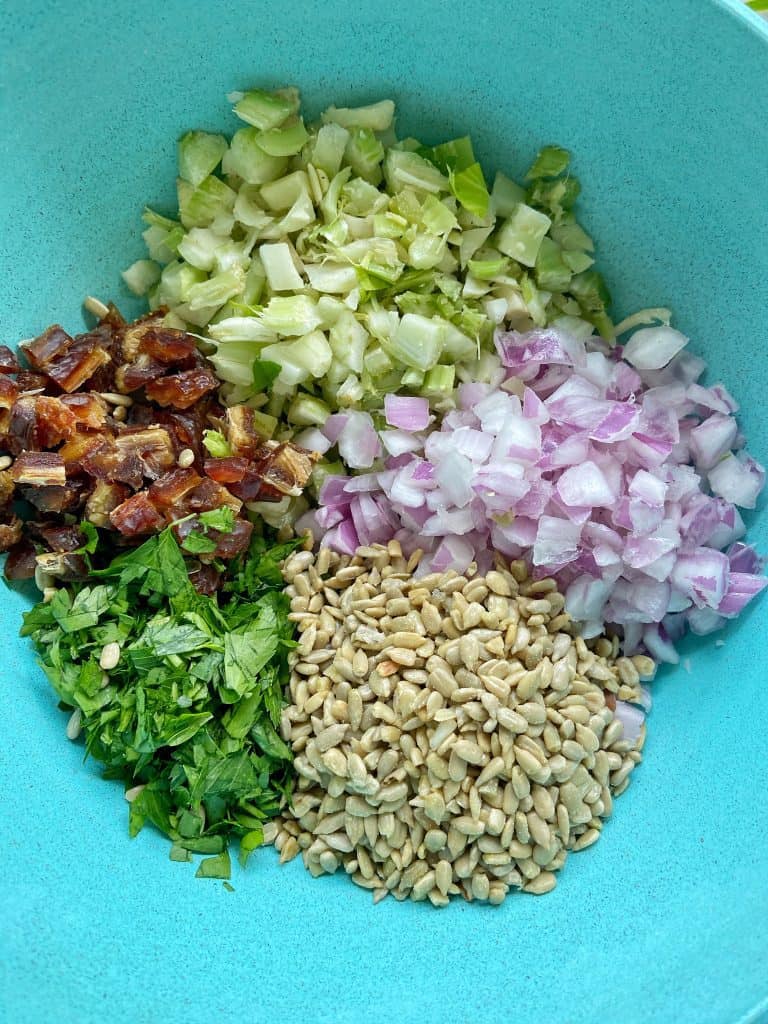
[[126, 86, 611, 432]]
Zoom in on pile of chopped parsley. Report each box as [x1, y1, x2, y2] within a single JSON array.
[[21, 525, 300, 879]]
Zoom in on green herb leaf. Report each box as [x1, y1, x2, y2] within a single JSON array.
[[181, 530, 219, 555], [252, 359, 282, 392], [195, 849, 232, 880]]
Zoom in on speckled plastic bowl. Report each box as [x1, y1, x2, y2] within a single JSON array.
[[1, 2, 767, 1022]]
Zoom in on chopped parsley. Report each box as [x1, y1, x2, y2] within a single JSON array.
[[21, 527, 301, 871]]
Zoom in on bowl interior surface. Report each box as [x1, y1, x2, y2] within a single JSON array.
[[1, 2, 767, 1023]]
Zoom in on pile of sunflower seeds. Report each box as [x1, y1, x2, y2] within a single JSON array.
[[267, 541, 652, 906]]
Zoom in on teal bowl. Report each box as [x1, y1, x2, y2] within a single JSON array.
[[2, 2, 767, 1022]]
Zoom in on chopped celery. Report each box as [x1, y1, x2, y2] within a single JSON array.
[[186, 269, 244, 311], [496, 204, 552, 267], [520, 274, 548, 326], [306, 263, 359, 293], [525, 145, 571, 179], [256, 118, 309, 157], [468, 256, 509, 280], [422, 364, 455, 396], [179, 175, 236, 228], [157, 260, 207, 306], [134, 84, 615, 435], [234, 88, 299, 130], [260, 170, 311, 211], [344, 128, 385, 184], [449, 162, 490, 218], [527, 176, 581, 218], [311, 123, 350, 176], [287, 395, 330, 426], [491, 172, 526, 217], [208, 317, 277, 344], [222, 128, 289, 185], [202, 430, 233, 457], [261, 330, 332, 386], [384, 150, 449, 195], [534, 237, 572, 292], [550, 219, 594, 252], [420, 136, 475, 174], [386, 313, 445, 371], [247, 410, 279, 436], [177, 227, 227, 271], [321, 100, 395, 132], [260, 242, 305, 291], [178, 131, 228, 187], [122, 259, 160, 296], [401, 368, 425, 389], [562, 249, 594, 274], [421, 195, 458, 235], [259, 295, 322, 335], [407, 233, 446, 270]]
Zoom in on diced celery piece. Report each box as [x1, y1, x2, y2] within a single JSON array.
[[462, 274, 491, 300], [401, 368, 425, 389], [256, 118, 309, 157], [386, 313, 445, 370], [213, 239, 251, 275], [496, 203, 552, 267], [178, 131, 228, 186], [421, 364, 455, 396], [344, 128, 385, 184], [286, 395, 330, 426], [484, 297, 508, 324], [234, 88, 299, 130], [341, 237, 404, 284], [142, 223, 181, 263], [210, 341, 265, 385], [364, 342, 395, 376], [122, 259, 160, 296], [384, 150, 449, 195], [177, 227, 227, 270], [329, 309, 368, 373], [525, 145, 570, 179], [342, 177, 387, 216], [527, 176, 581, 217], [186, 269, 244, 311], [492, 283, 530, 327], [336, 374, 365, 405], [222, 128, 289, 185], [259, 295, 322, 335], [449, 162, 490, 218], [551, 314, 596, 343], [468, 256, 510, 280], [421, 195, 458, 235], [320, 167, 352, 222], [311, 459, 345, 494], [311, 123, 350, 177], [550, 220, 594, 252], [208, 317, 277, 344], [273, 192, 316, 235], [259, 242, 305, 291], [142, 207, 179, 232], [459, 224, 494, 266], [242, 257, 266, 305], [569, 269, 611, 314], [491, 172, 526, 218], [203, 430, 233, 457], [305, 263, 359, 294], [157, 260, 207, 306], [420, 136, 475, 174], [261, 330, 332, 386], [260, 170, 311, 211], [520, 274, 547, 326], [407, 234, 445, 270], [321, 99, 395, 132], [366, 309, 399, 344], [441, 320, 477, 362], [179, 175, 237, 228], [562, 249, 594, 274], [534, 237, 572, 292], [315, 296, 346, 327]]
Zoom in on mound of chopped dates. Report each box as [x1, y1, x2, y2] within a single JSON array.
[[0, 306, 317, 592]]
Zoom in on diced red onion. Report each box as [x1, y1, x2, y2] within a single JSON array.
[[384, 394, 431, 431]]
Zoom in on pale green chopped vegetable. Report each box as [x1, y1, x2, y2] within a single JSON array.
[[321, 99, 395, 132], [496, 203, 552, 267], [122, 259, 161, 296], [233, 88, 299, 130], [178, 131, 228, 187], [132, 85, 614, 414], [260, 242, 305, 291]]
